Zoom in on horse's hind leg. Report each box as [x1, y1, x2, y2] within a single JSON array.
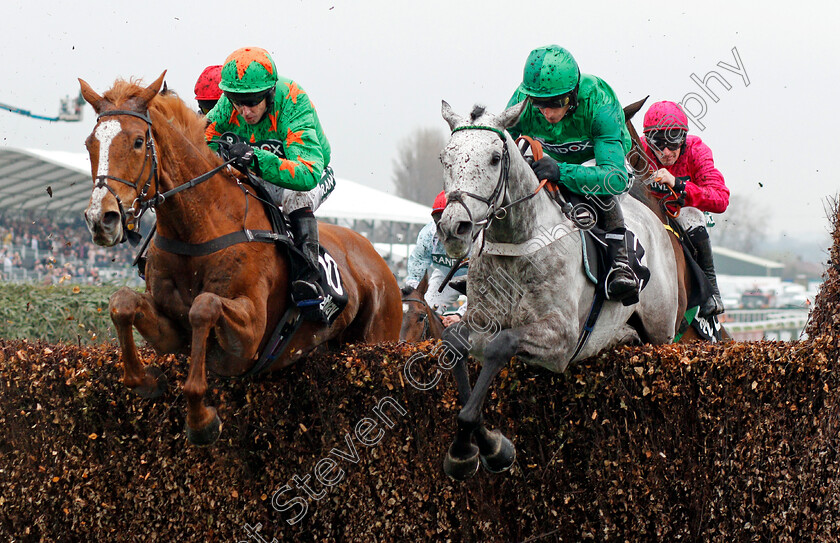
[[183, 292, 262, 446], [110, 287, 184, 398]]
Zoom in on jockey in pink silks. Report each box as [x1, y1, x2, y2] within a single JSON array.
[[640, 100, 729, 316]]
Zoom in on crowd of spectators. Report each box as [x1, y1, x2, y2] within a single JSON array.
[[0, 215, 141, 285]]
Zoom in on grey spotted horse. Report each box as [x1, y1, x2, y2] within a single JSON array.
[[436, 101, 680, 480]]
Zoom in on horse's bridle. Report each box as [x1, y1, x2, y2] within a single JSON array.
[[446, 125, 512, 234], [92, 109, 236, 244], [445, 125, 555, 248], [93, 109, 159, 244], [401, 296, 444, 340]]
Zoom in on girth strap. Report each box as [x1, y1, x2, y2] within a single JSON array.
[[155, 229, 289, 257], [568, 290, 607, 364]]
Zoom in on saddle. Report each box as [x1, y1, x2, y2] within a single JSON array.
[[245, 175, 349, 326], [579, 225, 650, 305], [548, 185, 650, 305]]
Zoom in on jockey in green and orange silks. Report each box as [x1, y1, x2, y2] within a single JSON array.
[[507, 45, 637, 303], [204, 46, 336, 323]]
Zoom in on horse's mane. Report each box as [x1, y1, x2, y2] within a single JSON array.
[[470, 104, 487, 123], [102, 79, 220, 165]]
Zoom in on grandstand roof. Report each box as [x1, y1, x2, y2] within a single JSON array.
[[0, 147, 433, 224]]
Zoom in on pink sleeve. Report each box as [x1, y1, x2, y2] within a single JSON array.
[[682, 139, 729, 213]]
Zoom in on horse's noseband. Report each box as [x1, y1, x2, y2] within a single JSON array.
[[402, 296, 433, 340]]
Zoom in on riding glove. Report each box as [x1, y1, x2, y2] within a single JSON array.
[[650, 176, 688, 195], [228, 142, 256, 171], [531, 157, 560, 183]]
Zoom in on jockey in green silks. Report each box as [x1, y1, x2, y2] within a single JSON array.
[[204, 46, 336, 323], [507, 45, 639, 303]]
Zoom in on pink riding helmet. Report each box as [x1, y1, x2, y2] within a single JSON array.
[[643, 101, 689, 133]]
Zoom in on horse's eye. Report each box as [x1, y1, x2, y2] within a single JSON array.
[[490, 152, 501, 166], [134, 137, 144, 150]]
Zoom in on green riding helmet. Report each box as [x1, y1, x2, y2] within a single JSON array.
[[518, 45, 580, 98], [218, 46, 278, 94]]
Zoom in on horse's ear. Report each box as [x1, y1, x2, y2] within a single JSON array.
[[623, 96, 649, 122], [442, 100, 463, 131], [418, 272, 429, 296], [499, 100, 527, 130], [78, 78, 106, 113], [137, 70, 167, 106]]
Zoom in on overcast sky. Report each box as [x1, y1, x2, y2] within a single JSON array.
[[2, 0, 837, 251]]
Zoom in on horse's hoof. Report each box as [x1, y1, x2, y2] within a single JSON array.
[[443, 443, 480, 481], [130, 366, 168, 399], [186, 408, 222, 446], [478, 430, 516, 474]]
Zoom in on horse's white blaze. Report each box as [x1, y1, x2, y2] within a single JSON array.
[[88, 120, 121, 221]]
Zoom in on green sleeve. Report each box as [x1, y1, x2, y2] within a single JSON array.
[[203, 95, 322, 192], [556, 103, 628, 196], [251, 96, 323, 191]]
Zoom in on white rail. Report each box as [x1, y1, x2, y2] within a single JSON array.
[[721, 309, 810, 335]]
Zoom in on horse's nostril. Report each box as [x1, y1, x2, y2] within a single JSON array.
[[456, 221, 472, 236], [102, 211, 121, 230]]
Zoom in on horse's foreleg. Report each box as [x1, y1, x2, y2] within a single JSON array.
[[444, 328, 519, 480], [109, 287, 183, 398], [443, 323, 473, 405], [183, 292, 262, 446]]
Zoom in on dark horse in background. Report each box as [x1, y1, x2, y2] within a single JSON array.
[[400, 272, 445, 342], [79, 72, 402, 445]]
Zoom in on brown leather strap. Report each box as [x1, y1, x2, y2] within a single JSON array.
[[516, 135, 544, 161], [516, 135, 557, 195]]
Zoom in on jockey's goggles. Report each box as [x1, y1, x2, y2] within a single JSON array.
[[529, 93, 572, 109], [646, 131, 685, 151], [225, 90, 270, 108]]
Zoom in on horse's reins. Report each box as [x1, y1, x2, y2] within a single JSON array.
[[444, 125, 556, 265], [447, 126, 597, 240], [92, 110, 283, 256], [94, 108, 304, 375]]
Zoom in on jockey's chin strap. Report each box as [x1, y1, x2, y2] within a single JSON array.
[[93, 109, 236, 245]]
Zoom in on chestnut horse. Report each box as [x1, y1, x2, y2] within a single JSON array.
[[400, 273, 445, 342], [79, 72, 401, 445]]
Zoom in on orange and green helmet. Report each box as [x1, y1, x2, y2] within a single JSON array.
[[218, 47, 278, 94]]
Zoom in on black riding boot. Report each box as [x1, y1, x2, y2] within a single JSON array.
[[598, 196, 639, 302], [687, 226, 724, 317], [289, 209, 327, 323]]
